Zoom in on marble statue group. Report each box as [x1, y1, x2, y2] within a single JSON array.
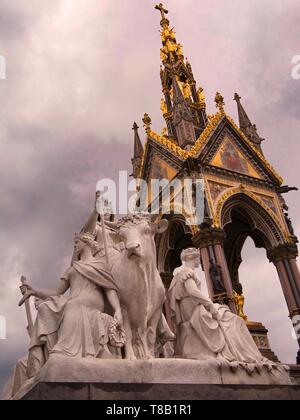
[[2, 193, 291, 399]]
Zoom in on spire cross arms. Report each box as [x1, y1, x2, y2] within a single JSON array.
[[155, 3, 168, 20], [233, 92, 241, 102]]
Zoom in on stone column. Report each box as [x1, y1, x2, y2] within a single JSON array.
[[200, 247, 214, 298], [289, 258, 300, 293], [214, 243, 236, 313], [268, 243, 300, 365], [193, 224, 237, 314], [274, 260, 298, 314]]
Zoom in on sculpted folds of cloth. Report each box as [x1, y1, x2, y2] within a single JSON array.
[[168, 248, 284, 373]]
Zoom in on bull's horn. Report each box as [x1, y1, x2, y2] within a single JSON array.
[[150, 219, 169, 234]]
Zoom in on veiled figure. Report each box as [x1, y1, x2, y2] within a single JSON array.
[[168, 248, 277, 371], [23, 232, 124, 380]]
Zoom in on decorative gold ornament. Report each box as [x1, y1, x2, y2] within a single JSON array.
[[169, 85, 174, 100], [149, 130, 189, 159], [160, 47, 168, 62], [144, 112, 223, 162], [165, 38, 177, 53], [197, 86, 206, 105], [160, 24, 176, 43], [233, 291, 248, 321], [176, 43, 184, 57], [182, 81, 191, 99], [161, 127, 168, 136], [160, 98, 167, 114], [142, 113, 152, 134], [215, 92, 225, 114]]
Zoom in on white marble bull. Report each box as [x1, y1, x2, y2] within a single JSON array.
[[111, 215, 169, 359]]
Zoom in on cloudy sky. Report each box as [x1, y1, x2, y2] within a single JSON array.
[[0, 0, 300, 390]]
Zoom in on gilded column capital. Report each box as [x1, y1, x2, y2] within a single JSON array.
[[193, 224, 226, 249], [267, 243, 299, 264]]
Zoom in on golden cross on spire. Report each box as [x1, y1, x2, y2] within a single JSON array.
[[155, 3, 168, 20]]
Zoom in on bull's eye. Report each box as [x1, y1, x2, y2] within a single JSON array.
[[143, 227, 151, 235]]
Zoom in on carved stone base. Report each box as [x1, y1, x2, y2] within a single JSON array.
[[6, 354, 294, 400], [20, 382, 300, 401], [247, 321, 280, 363]]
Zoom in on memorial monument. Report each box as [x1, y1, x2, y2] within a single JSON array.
[[2, 4, 300, 400]]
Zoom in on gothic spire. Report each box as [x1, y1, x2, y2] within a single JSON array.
[[234, 93, 264, 151], [155, 2, 184, 66], [131, 122, 144, 178], [154, 3, 207, 146], [169, 75, 195, 148]]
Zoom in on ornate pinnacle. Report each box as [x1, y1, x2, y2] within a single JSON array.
[[215, 92, 225, 114], [233, 92, 241, 102], [142, 113, 152, 134], [132, 122, 139, 131]]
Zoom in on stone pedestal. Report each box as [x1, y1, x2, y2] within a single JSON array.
[[8, 354, 298, 401], [247, 321, 280, 363], [20, 382, 300, 401]]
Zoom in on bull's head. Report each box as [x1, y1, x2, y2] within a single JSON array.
[[117, 215, 168, 260]]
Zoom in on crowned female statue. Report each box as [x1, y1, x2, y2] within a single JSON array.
[[168, 248, 282, 373]]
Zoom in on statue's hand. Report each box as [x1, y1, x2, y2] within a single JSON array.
[[209, 304, 221, 322], [20, 284, 34, 296], [114, 307, 123, 326], [18, 285, 36, 307]]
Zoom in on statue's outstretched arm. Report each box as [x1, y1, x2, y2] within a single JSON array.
[[20, 279, 70, 301]]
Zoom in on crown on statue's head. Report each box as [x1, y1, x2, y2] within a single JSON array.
[[181, 248, 199, 261]]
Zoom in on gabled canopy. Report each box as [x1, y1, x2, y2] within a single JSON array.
[[138, 112, 283, 186]]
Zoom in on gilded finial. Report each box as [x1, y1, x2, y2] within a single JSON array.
[[156, 3, 183, 66], [233, 92, 241, 102], [215, 92, 225, 114], [142, 113, 152, 134], [132, 122, 139, 131]]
